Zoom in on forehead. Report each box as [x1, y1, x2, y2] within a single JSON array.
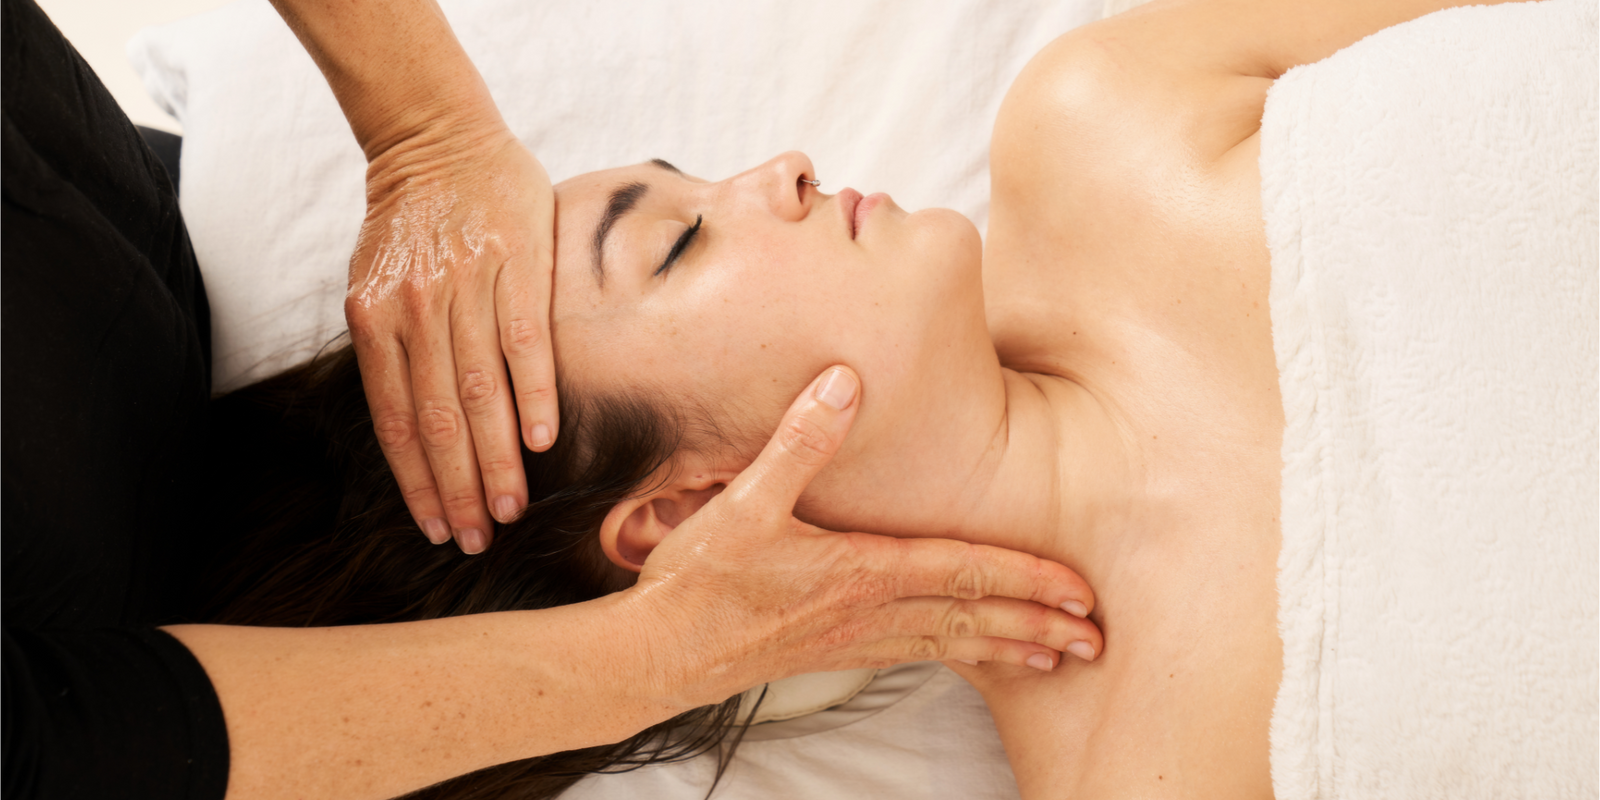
[[554, 159, 687, 209]]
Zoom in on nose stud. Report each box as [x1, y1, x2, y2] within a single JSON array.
[[800, 177, 820, 187]]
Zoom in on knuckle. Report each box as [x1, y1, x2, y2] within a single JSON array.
[[776, 413, 837, 465], [948, 549, 989, 600], [438, 485, 481, 514], [458, 369, 499, 410], [401, 481, 440, 506], [374, 414, 417, 451], [941, 603, 980, 639], [416, 403, 463, 448], [398, 286, 433, 320], [518, 382, 555, 405], [1032, 607, 1064, 646], [502, 318, 546, 355], [344, 298, 376, 331], [478, 453, 523, 479], [910, 636, 946, 662]]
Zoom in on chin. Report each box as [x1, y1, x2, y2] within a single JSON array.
[[904, 206, 984, 287]]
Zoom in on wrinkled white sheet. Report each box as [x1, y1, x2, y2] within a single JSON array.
[[1262, 1, 1599, 796]]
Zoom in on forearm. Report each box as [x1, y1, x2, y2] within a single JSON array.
[[268, 0, 506, 161], [163, 594, 682, 800]]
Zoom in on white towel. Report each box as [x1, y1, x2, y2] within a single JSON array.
[[1261, 1, 1599, 797]]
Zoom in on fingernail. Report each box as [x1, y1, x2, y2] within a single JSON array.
[[814, 368, 858, 410], [457, 528, 487, 555], [530, 423, 553, 450], [1025, 653, 1054, 672], [421, 517, 451, 545], [1061, 600, 1089, 618], [1067, 641, 1096, 662], [492, 495, 520, 522], [955, 659, 979, 666]]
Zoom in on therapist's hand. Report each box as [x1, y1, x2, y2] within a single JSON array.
[[345, 125, 556, 554], [625, 366, 1104, 709]]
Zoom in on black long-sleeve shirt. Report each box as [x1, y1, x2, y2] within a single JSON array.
[[3, 0, 230, 796]]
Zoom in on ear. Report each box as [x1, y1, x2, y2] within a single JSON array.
[[598, 462, 735, 572]]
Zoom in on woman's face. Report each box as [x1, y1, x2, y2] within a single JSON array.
[[550, 151, 986, 464]]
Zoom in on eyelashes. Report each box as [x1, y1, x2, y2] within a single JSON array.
[[654, 214, 703, 277]]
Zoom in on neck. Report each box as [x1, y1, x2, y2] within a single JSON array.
[[796, 351, 1145, 580]]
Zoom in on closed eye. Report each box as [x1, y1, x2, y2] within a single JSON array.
[[654, 215, 703, 277]]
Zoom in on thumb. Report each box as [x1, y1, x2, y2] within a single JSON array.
[[722, 366, 861, 514]]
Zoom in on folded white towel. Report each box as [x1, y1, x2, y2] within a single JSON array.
[[1262, 1, 1599, 797]]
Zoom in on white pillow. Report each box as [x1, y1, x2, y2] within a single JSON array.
[[129, 0, 1100, 391]]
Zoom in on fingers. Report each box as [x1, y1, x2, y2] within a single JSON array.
[[350, 329, 455, 545], [858, 535, 1097, 621], [855, 635, 1081, 673], [453, 282, 529, 525], [407, 308, 495, 553], [869, 596, 1103, 665], [497, 223, 559, 455], [721, 366, 861, 514], [344, 139, 558, 554]]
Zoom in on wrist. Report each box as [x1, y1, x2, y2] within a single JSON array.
[[523, 594, 703, 739], [604, 584, 754, 713], [352, 78, 509, 166], [360, 113, 516, 202]]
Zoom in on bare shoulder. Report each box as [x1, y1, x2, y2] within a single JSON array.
[[991, 2, 1267, 202], [990, 0, 1514, 199]]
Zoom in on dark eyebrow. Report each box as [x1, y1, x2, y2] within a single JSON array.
[[592, 181, 649, 287], [590, 160, 686, 287]]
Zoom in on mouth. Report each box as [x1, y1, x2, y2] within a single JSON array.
[[838, 188, 863, 239], [838, 189, 889, 240]]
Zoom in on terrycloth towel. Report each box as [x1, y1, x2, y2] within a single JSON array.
[[1261, 1, 1599, 797]]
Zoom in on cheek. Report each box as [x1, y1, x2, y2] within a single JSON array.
[[641, 255, 867, 431]]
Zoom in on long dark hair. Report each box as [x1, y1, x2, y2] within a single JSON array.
[[197, 337, 754, 799]]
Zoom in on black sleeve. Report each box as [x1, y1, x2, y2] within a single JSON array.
[[3, 628, 230, 800], [2, 1, 233, 798]]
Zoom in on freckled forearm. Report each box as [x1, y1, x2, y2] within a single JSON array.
[[163, 596, 684, 800], [268, 0, 507, 161]]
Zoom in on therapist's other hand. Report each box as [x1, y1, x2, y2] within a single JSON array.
[[345, 125, 556, 555], [626, 366, 1104, 709]]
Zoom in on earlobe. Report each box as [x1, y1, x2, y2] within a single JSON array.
[[597, 470, 733, 572]]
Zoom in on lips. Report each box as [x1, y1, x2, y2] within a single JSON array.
[[838, 188, 863, 239], [838, 188, 889, 239], [855, 192, 887, 235]]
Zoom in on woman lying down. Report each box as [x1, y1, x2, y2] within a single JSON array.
[[197, 0, 1565, 797]]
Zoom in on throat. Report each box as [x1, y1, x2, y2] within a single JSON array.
[[795, 356, 1144, 591], [952, 368, 1141, 574]]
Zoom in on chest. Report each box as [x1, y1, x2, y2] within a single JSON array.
[[978, 107, 1285, 800]]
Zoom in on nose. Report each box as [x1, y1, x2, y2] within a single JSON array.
[[726, 151, 817, 221]]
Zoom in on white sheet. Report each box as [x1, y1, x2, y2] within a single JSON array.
[[129, 0, 1100, 392], [1261, 1, 1599, 796]]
